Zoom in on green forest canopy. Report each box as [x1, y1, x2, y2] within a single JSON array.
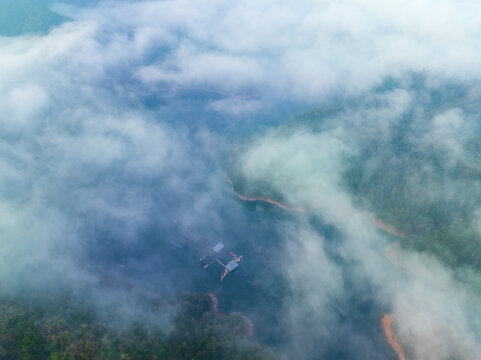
[[227, 75, 481, 273], [0, 292, 275, 360]]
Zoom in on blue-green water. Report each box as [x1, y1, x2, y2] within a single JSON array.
[[77, 89, 397, 359]]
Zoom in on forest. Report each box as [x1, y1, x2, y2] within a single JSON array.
[[227, 75, 481, 275], [0, 292, 275, 360]]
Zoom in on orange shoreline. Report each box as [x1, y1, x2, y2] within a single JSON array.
[[370, 218, 407, 238], [384, 241, 410, 271], [225, 172, 407, 237], [381, 314, 407, 360], [224, 173, 298, 212], [224, 172, 407, 359]]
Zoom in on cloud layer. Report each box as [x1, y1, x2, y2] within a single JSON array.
[[233, 80, 481, 358], [3, 0, 481, 358]]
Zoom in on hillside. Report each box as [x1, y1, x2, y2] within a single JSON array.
[[227, 75, 481, 275]]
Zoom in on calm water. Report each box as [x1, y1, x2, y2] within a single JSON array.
[[83, 89, 396, 360]]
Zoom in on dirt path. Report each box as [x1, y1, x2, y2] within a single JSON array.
[[381, 314, 407, 360]]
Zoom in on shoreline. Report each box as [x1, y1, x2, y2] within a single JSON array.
[[208, 294, 254, 338], [381, 314, 407, 360], [384, 241, 410, 271], [224, 172, 409, 359], [232, 312, 255, 338], [224, 173, 299, 212], [225, 172, 407, 238], [370, 218, 407, 238], [208, 293, 219, 313]]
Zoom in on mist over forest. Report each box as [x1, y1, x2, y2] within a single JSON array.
[[1, 1, 481, 359]]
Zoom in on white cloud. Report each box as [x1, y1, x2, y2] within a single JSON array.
[[235, 91, 481, 357], [92, 0, 481, 101], [3, 0, 481, 357], [8, 84, 49, 121]]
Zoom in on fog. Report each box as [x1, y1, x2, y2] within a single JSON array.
[[2, 0, 481, 359], [235, 79, 481, 358]]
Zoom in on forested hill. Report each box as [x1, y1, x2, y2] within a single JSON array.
[[0, 293, 274, 360], [227, 75, 481, 275], [0, 0, 68, 36]]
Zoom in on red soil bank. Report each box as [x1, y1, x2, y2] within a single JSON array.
[[224, 172, 414, 357], [224, 173, 302, 212], [370, 218, 407, 238], [381, 314, 407, 360]]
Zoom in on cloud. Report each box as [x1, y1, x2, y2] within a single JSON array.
[[280, 225, 346, 358], [3, 0, 481, 358], [0, 9, 224, 299], [421, 108, 471, 159], [97, 0, 481, 103], [8, 84, 49, 123], [232, 79, 481, 358]]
